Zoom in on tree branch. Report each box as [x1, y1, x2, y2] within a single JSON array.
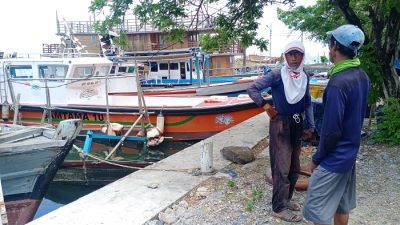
[[330, 0, 369, 44]]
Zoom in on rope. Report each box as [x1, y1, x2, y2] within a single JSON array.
[[72, 144, 193, 173]]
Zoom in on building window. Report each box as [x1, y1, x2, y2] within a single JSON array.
[[91, 35, 97, 44]]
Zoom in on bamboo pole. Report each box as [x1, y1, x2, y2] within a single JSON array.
[[44, 77, 52, 124], [104, 71, 111, 134], [12, 94, 20, 125], [105, 114, 144, 160]]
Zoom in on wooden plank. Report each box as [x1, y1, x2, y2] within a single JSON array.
[[0, 128, 44, 144], [0, 179, 8, 225]]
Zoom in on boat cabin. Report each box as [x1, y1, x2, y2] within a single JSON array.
[[0, 57, 119, 106]]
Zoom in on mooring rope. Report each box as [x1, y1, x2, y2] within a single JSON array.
[[72, 144, 194, 173]]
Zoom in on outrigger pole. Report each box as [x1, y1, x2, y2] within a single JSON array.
[[104, 57, 153, 160]]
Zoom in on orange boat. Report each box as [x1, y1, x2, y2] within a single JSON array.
[[11, 95, 264, 141]]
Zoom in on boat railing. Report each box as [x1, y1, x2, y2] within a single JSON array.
[[57, 13, 215, 35], [204, 65, 263, 77], [41, 44, 102, 58]]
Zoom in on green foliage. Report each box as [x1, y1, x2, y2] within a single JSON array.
[[277, 0, 344, 43], [133, 0, 187, 33], [320, 55, 328, 63], [112, 32, 129, 49], [199, 34, 223, 53], [372, 98, 400, 146], [227, 179, 236, 188], [245, 187, 264, 212], [89, 0, 295, 52], [358, 43, 384, 104], [277, 0, 400, 99]]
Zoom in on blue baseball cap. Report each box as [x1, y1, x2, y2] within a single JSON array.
[[327, 24, 365, 55]]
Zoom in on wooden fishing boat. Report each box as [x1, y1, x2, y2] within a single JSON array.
[[0, 119, 82, 225], [15, 95, 263, 141]]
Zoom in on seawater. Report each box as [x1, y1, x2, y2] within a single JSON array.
[[34, 183, 105, 219], [33, 139, 197, 220]]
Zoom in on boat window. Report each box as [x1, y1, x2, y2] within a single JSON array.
[[118, 66, 127, 73], [110, 66, 116, 75], [127, 66, 135, 73], [9, 65, 33, 78], [73, 66, 94, 78], [159, 63, 168, 70], [38, 65, 68, 81], [186, 62, 196, 71], [99, 66, 110, 76], [169, 63, 178, 70], [150, 62, 158, 72]]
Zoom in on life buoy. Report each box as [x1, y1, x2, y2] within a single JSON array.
[[266, 164, 311, 191]]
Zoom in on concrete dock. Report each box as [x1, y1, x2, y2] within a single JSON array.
[[28, 113, 268, 225]]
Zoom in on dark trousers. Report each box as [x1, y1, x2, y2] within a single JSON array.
[[269, 114, 303, 213]]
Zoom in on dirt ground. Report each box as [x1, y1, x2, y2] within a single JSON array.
[[150, 128, 400, 225]]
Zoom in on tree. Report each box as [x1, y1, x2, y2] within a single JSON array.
[[320, 55, 328, 64], [277, 0, 400, 100], [88, 0, 296, 53]]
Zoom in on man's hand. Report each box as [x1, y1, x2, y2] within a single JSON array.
[[309, 162, 318, 173], [303, 129, 313, 140], [263, 104, 278, 119]]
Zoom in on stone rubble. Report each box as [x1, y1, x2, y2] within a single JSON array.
[[146, 134, 400, 225]]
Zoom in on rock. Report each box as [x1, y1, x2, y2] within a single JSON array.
[[145, 220, 164, 225], [214, 172, 231, 178], [178, 200, 189, 209], [196, 187, 208, 197], [147, 183, 160, 189], [159, 209, 177, 224], [257, 147, 270, 158], [220, 146, 255, 164]]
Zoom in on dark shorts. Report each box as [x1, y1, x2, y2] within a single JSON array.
[[303, 166, 356, 225]]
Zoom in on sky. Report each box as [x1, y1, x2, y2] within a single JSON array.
[[250, 0, 328, 63], [0, 0, 327, 62]]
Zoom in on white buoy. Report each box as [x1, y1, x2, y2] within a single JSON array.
[[156, 112, 164, 133], [200, 140, 214, 174], [1, 104, 9, 120]]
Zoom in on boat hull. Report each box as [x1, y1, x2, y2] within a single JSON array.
[[4, 199, 41, 225], [15, 101, 264, 141], [1, 145, 75, 225], [0, 120, 82, 225]]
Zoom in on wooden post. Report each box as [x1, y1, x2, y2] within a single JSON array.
[[200, 140, 214, 174], [0, 178, 8, 225], [12, 94, 20, 125]]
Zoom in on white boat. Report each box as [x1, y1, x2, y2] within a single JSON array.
[[108, 61, 259, 97], [0, 55, 264, 141]]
